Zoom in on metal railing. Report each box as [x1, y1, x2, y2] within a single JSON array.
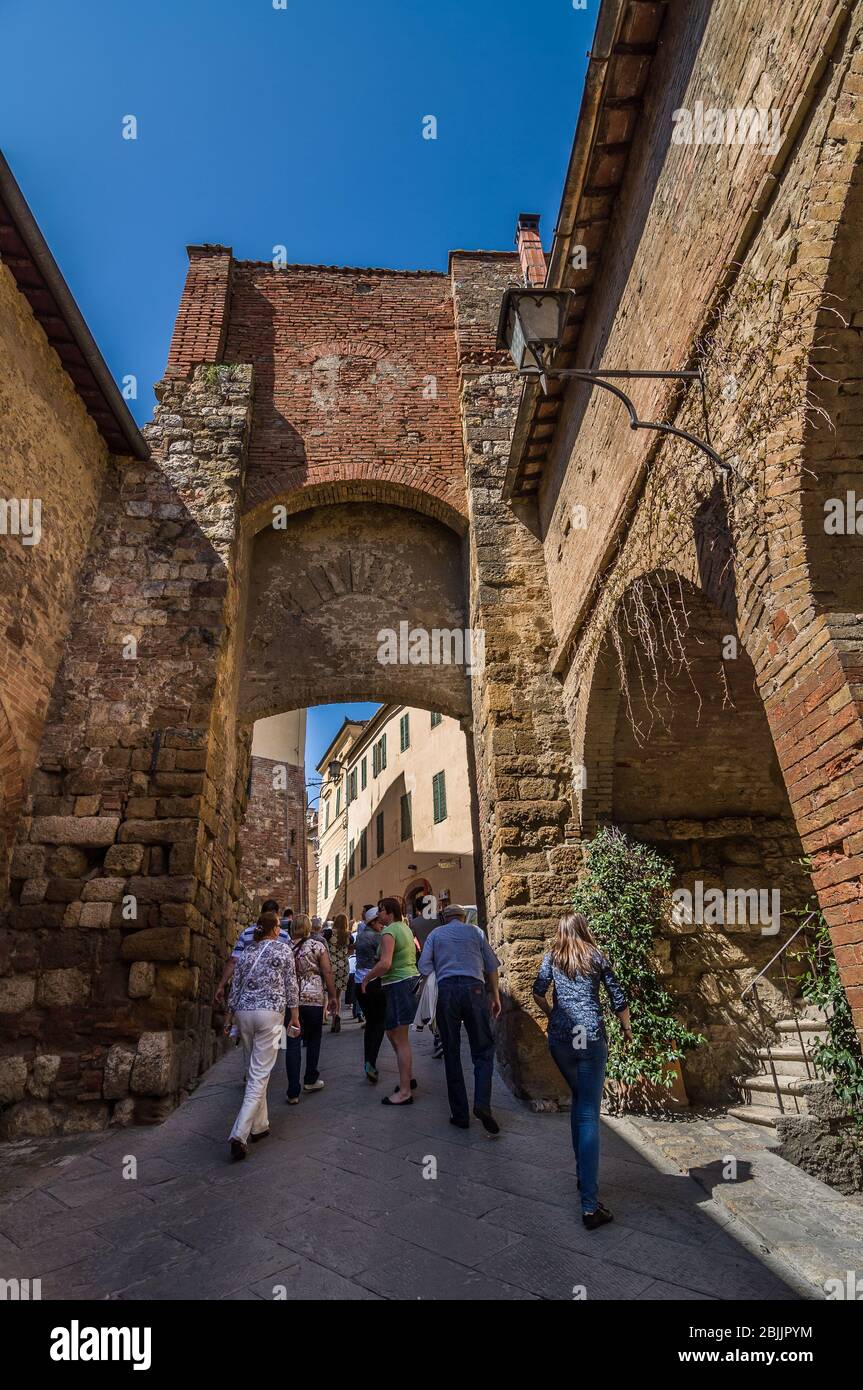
[[740, 914, 817, 1116]]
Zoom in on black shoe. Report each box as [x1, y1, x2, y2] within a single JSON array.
[[229, 1139, 248, 1161], [473, 1106, 500, 1136], [449, 1117, 470, 1130], [250, 1129, 270, 1143], [582, 1203, 614, 1231]]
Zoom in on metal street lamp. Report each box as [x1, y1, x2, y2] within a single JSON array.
[[496, 286, 730, 476]]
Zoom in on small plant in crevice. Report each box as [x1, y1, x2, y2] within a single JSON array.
[[572, 826, 703, 1111], [795, 908, 863, 1117]]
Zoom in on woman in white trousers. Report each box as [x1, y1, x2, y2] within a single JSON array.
[[228, 910, 300, 1160]]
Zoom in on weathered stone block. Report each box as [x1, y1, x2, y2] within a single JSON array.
[[120, 926, 191, 962], [118, 818, 198, 844], [103, 1043, 136, 1100], [128, 961, 156, 997], [81, 878, 126, 902], [104, 843, 146, 874], [130, 1031, 175, 1096], [0, 975, 36, 1012], [37, 969, 89, 1006], [28, 1054, 60, 1100], [79, 902, 113, 928], [0, 1056, 27, 1103], [30, 816, 119, 846]]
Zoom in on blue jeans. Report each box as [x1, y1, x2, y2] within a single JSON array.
[[548, 1037, 608, 1213], [436, 975, 495, 1125], [285, 1004, 323, 1098]]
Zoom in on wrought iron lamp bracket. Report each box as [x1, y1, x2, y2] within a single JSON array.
[[521, 364, 729, 476]]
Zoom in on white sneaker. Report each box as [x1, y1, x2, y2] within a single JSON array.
[[303, 1080, 325, 1092]]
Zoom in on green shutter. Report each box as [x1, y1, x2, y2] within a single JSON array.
[[324, 865, 329, 897], [431, 711, 441, 728], [335, 853, 340, 885], [400, 713, 410, 751], [400, 791, 412, 840], [361, 757, 367, 789], [360, 828, 367, 869], [381, 733, 387, 769], [433, 771, 447, 824]]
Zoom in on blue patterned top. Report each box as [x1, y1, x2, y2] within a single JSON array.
[[532, 950, 627, 1045]]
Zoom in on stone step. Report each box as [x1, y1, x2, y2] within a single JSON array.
[[741, 1073, 810, 1113], [755, 1046, 818, 1079], [726, 1104, 777, 1129], [776, 1016, 829, 1038]]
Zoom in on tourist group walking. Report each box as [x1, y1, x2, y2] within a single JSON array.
[[219, 894, 630, 1228]]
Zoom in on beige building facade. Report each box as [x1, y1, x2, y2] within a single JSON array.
[[315, 718, 364, 921], [316, 705, 477, 924]]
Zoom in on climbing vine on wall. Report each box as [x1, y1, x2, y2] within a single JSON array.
[[572, 826, 703, 1112], [795, 909, 863, 1114]]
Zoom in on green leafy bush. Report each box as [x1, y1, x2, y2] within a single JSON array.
[[572, 826, 703, 1106], [797, 912, 863, 1114]]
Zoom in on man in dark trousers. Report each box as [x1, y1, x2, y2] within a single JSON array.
[[417, 904, 502, 1134]]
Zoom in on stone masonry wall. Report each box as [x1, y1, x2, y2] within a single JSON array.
[[0, 262, 111, 894], [451, 252, 577, 1103], [238, 755, 307, 915], [0, 366, 254, 1136]]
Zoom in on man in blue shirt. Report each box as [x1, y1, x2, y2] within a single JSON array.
[[418, 904, 502, 1135]]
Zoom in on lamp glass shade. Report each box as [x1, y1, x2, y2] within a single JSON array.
[[501, 290, 569, 372], [327, 758, 343, 782]]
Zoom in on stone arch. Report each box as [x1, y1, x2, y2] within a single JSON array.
[[241, 477, 468, 542], [239, 499, 472, 725], [579, 570, 813, 1103]]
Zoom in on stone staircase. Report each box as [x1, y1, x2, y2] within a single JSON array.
[[727, 1011, 829, 1130]]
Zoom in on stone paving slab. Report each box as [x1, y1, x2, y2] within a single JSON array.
[[610, 1111, 863, 1299], [0, 1015, 829, 1300]]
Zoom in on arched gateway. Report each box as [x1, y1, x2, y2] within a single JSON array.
[[0, 250, 574, 1134]]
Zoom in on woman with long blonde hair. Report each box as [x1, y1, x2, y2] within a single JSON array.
[[328, 912, 351, 1033], [532, 914, 632, 1230]]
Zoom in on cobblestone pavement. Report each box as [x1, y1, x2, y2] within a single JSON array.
[[610, 1109, 863, 1298], [0, 1017, 819, 1301]]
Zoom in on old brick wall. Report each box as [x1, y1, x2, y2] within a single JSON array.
[[238, 755, 307, 914], [548, 0, 863, 1049], [166, 252, 467, 532], [0, 262, 111, 894]]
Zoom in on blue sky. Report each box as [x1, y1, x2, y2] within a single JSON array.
[[1, 0, 596, 773], [1, 0, 594, 426]]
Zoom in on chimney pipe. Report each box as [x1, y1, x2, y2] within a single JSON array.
[[516, 213, 546, 288]]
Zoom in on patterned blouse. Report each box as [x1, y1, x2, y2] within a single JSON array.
[[532, 950, 627, 1046], [230, 937, 299, 1014], [328, 942, 350, 993], [291, 937, 330, 1007]]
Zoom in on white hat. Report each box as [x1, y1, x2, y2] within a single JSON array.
[[363, 905, 379, 924]]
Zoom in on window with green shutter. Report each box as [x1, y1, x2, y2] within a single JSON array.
[[399, 713, 410, 751], [361, 757, 367, 789], [430, 711, 442, 729], [336, 784, 342, 815], [376, 810, 385, 856], [335, 853, 340, 885], [400, 791, 412, 841], [324, 865, 329, 898], [381, 732, 387, 769], [360, 828, 368, 869], [432, 770, 447, 824], [349, 839, 355, 878]]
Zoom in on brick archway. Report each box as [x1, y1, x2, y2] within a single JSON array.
[[577, 571, 814, 1102]]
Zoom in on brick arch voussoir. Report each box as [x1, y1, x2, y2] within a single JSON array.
[[242, 476, 468, 540]]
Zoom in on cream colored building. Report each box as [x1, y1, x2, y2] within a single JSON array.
[[315, 704, 477, 924], [315, 718, 365, 921]]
